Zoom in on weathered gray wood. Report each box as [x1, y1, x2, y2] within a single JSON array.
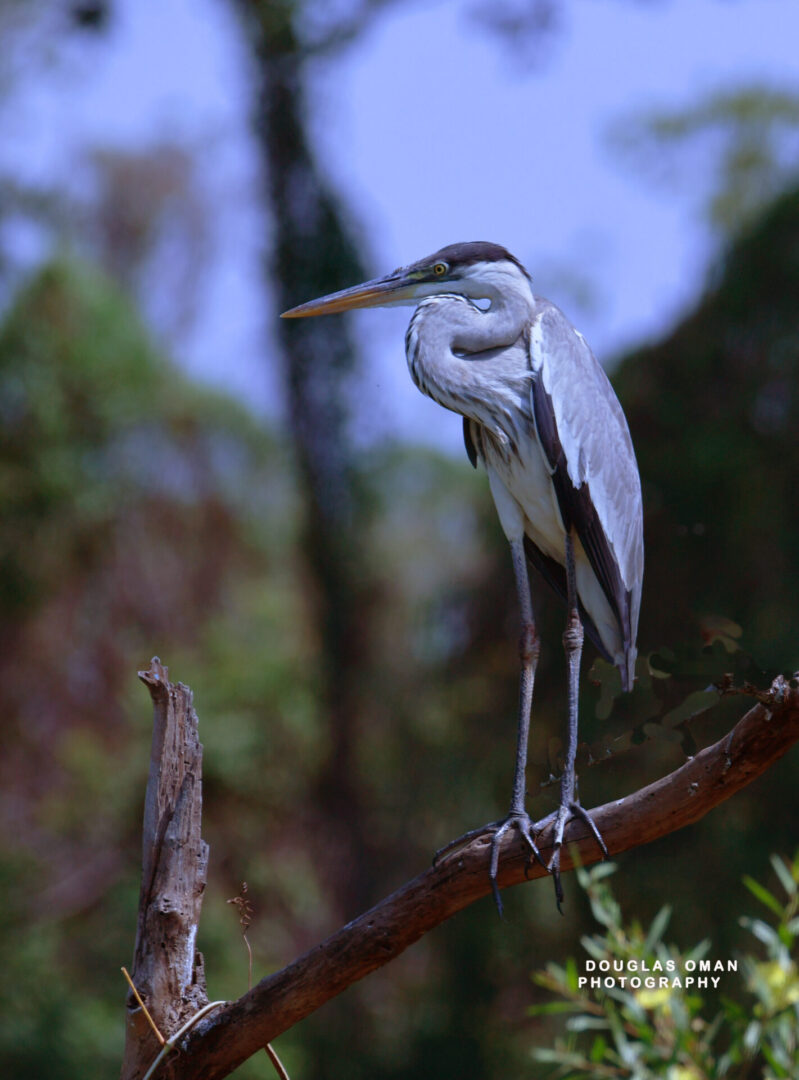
[[120, 658, 209, 1080]]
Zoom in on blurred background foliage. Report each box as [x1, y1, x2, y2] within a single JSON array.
[[1, 2, 799, 1079], [531, 856, 799, 1078]]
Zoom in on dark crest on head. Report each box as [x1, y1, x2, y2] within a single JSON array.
[[413, 241, 531, 280]]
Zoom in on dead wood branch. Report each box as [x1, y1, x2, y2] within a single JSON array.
[[123, 663, 799, 1080], [120, 658, 209, 1080]]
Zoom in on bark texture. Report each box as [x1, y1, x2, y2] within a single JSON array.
[[120, 658, 209, 1080]]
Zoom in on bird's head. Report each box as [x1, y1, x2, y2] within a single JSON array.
[[281, 242, 532, 318]]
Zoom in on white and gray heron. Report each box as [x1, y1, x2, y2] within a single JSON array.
[[282, 242, 643, 911]]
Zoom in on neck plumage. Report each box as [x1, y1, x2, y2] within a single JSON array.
[[404, 283, 534, 447]]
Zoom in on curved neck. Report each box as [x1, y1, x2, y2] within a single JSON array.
[[405, 285, 534, 441]]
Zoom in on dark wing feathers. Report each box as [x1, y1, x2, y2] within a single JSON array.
[[457, 315, 639, 682], [522, 535, 612, 661], [464, 411, 621, 664], [531, 374, 632, 658], [463, 416, 478, 469]]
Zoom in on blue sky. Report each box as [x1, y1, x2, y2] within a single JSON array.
[[5, 0, 799, 449]]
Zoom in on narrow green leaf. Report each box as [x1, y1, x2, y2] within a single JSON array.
[[743, 874, 785, 917], [590, 1035, 608, 1063], [761, 1041, 788, 1077], [532, 1047, 587, 1065], [528, 1001, 585, 1017], [581, 936, 609, 962], [743, 1020, 762, 1052], [644, 904, 672, 951], [771, 854, 797, 898], [741, 917, 781, 948], [588, 862, 618, 882], [777, 923, 793, 949], [684, 937, 712, 964], [567, 1016, 611, 1032]]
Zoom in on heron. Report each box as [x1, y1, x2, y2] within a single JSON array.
[[281, 241, 643, 911]]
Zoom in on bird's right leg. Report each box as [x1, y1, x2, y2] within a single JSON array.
[[488, 537, 547, 916], [548, 533, 608, 911]]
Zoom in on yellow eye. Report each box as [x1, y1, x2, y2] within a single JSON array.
[[433, 262, 448, 277]]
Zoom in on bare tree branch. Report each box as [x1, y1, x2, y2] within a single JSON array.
[[129, 671, 799, 1080]]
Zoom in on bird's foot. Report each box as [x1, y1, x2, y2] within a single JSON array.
[[433, 811, 552, 919], [547, 801, 608, 913], [488, 810, 549, 918]]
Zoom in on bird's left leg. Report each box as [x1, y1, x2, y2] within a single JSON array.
[[548, 533, 608, 910], [488, 537, 547, 916]]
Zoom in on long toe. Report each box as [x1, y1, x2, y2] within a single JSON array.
[[549, 845, 565, 912], [517, 816, 547, 873], [546, 804, 571, 912], [488, 812, 551, 918], [547, 804, 570, 863], [489, 819, 514, 918], [569, 801, 609, 859]]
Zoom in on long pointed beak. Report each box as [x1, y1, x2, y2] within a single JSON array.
[[281, 272, 418, 318]]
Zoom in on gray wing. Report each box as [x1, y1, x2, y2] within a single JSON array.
[[528, 301, 643, 681]]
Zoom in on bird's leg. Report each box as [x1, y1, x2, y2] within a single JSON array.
[[488, 538, 547, 916], [548, 533, 608, 911]]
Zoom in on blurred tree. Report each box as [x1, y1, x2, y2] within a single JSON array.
[[2, 5, 799, 1080], [595, 181, 799, 963], [85, 144, 211, 343], [229, 0, 400, 923], [0, 256, 284, 1077], [610, 84, 799, 236], [616, 181, 799, 669], [0, 142, 211, 342]]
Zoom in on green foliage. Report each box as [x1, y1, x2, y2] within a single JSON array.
[[576, 622, 780, 782], [615, 181, 799, 673], [3, 111, 799, 1080], [0, 257, 287, 1078], [530, 857, 799, 1079], [0, 257, 274, 616], [611, 85, 799, 235]]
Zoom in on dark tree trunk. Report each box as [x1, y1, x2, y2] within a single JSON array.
[[232, 0, 377, 917]]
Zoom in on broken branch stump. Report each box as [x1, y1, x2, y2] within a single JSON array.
[[120, 658, 209, 1080]]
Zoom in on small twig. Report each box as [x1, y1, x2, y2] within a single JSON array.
[[121, 967, 165, 1046], [244, 935, 253, 990], [265, 1042, 291, 1080], [715, 674, 791, 705], [226, 883, 254, 991], [227, 884, 291, 1079]]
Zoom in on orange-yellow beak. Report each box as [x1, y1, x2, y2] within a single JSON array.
[[281, 272, 419, 318]]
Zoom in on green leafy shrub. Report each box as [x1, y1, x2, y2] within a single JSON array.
[[531, 855, 799, 1078]]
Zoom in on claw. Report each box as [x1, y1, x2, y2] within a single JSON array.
[[546, 800, 607, 912], [488, 811, 549, 918], [550, 846, 565, 913], [569, 802, 609, 859]]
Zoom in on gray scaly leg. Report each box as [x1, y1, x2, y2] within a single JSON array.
[[488, 538, 547, 916], [548, 533, 608, 911]]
